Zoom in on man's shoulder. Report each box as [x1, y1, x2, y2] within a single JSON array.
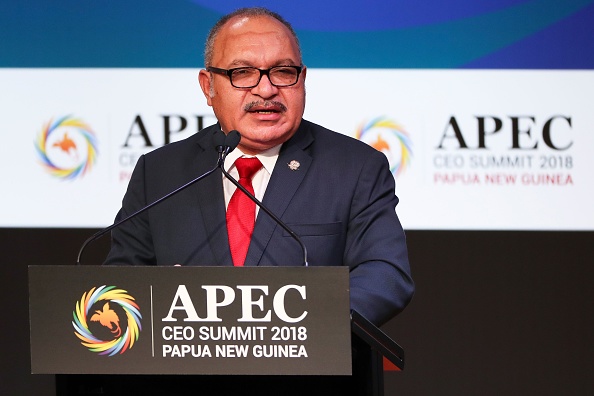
[[301, 119, 381, 155]]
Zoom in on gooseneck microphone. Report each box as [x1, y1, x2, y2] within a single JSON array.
[[76, 130, 239, 265], [221, 131, 309, 267], [213, 130, 241, 160]]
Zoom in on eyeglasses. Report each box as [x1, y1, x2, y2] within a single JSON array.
[[207, 65, 303, 88]]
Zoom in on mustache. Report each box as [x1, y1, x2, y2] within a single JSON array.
[[244, 100, 287, 112]]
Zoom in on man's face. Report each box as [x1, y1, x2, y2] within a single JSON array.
[[199, 15, 306, 154]]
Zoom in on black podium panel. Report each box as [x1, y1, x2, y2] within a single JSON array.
[[29, 266, 351, 376]]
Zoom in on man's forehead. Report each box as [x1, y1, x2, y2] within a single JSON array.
[[222, 15, 290, 38], [227, 16, 253, 30], [213, 15, 300, 63]]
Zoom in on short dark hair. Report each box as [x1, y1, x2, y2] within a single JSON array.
[[203, 7, 302, 67]]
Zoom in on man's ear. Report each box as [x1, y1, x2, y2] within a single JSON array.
[[198, 69, 213, 106]]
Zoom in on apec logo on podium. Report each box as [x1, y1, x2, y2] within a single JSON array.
[[69, 283, 310, 359], [72, 285, 142, 356]]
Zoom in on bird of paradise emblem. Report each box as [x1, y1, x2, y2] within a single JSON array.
[[52, 132, 78, 157], [72, 286, 142, 356], [91, 302, 122, 337]]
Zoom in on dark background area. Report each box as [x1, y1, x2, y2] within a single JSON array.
[[2, 228, 592, 395]]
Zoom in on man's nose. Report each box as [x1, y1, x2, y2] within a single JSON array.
[[251, 73, 278, 97]]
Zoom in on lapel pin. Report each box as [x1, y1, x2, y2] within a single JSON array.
[[288, 160, 300, 171]]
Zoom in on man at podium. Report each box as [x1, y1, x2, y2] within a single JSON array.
[[105, 7, 414, 326]]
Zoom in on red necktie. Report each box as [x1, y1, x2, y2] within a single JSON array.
[[227, 157, 263, 266]]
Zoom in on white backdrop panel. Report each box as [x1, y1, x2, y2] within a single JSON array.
[[0, 69, 591, 229]]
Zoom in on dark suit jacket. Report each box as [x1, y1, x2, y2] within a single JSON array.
[[105, 120, 414, 325]]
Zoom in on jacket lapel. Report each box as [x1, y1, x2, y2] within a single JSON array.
[[245, 122, 314, 266], [194, 127, 233, 266]]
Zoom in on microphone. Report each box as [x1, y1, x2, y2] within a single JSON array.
[[222, 130, 241, 158], [76, 129, 236, 265], [221, 131, 309, 267]]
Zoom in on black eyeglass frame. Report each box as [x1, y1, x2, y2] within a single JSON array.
[[206, 65, 304, 88]]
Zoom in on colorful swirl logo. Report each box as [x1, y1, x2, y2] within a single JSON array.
[[355, 117, 413, 177], [34, 115, 98, 180], [72, 285, 142, 356]]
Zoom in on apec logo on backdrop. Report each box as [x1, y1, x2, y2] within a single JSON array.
[[34, 115, 99, 180], [355, 117, 413, 178], [35, 113, 217, 183], [118, 113, 217, 182], [432, 114, 575, 186]]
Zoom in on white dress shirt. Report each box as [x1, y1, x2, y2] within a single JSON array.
[[223, 145, 281, 217]]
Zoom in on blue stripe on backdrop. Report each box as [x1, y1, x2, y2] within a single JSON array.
[[0, 0, 218, 67], [1, 0, 593, 68], [463, 1, 594, 69], [190, 0, 531, 31]]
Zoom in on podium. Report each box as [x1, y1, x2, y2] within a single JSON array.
[[29, 265, 404, 396]]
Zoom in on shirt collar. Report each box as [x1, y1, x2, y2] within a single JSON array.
[[224, 144, 281, 175]]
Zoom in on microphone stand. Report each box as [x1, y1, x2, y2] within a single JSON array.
[[76, 144, 227, 265]]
